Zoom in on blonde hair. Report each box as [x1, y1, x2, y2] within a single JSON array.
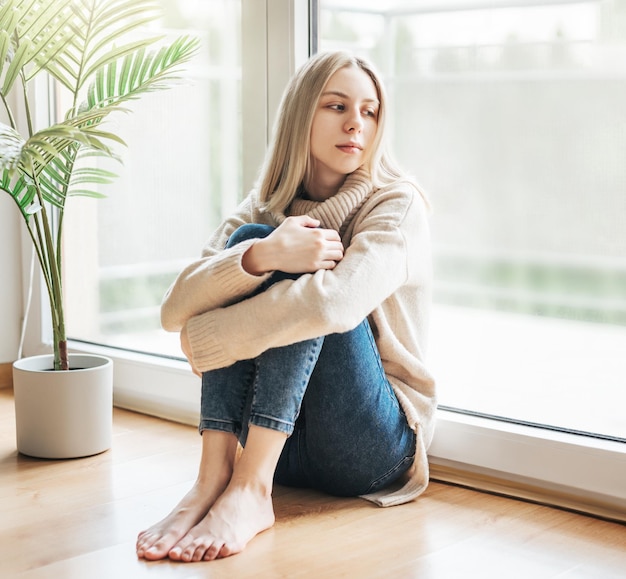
[[257, 51, 411, 214]]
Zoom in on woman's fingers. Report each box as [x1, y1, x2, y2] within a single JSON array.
[[259, 217, 344, 273]]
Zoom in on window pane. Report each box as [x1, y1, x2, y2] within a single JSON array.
[[319, 0, 626, 440], [64, 1, 242, 358]]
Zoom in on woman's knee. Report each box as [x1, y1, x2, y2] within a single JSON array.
[[225, 223, 275, 248]]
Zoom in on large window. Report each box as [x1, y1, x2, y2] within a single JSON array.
[[59, 0, 626, 443], [43, 0, 622, 515], [319, 0, 626, 442]]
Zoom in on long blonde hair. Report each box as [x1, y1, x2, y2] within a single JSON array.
[[257, 51, 410, 214]]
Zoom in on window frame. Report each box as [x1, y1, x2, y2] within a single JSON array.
[[19, 0, 625, 521]]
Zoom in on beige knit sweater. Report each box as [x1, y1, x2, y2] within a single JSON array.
[[161, 167, 436, 507]]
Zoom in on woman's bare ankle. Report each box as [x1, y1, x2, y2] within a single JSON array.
[[136, 432, 238, 560], [168, 479, 276, 562]]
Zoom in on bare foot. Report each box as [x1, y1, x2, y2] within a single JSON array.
[[136, 478, 227, 561], [168, 481, 276, 562]]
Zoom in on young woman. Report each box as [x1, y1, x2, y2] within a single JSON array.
[[136, 50, 436, 563]]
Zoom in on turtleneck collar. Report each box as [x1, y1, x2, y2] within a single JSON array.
[[286, 167, 374, 235]]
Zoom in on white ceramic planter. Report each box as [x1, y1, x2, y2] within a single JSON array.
[[13, 354, 113, 459]]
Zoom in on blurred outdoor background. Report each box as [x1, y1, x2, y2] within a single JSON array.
[[63, 0, 626, 439]]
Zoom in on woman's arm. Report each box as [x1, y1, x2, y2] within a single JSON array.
[[177, 213, 344, 375], [241, 215, 344, 275], [185, 187, 430, 372]]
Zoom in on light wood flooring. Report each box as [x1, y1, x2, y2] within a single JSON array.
[[1, 387, 624, 578]]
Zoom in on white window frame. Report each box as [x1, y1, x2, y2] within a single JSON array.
[[19, 0, 625, 521]]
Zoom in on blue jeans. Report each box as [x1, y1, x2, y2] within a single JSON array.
[[199, 224, 415, 497]]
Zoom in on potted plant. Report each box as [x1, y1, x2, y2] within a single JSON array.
[[0, 0, 198, 458]]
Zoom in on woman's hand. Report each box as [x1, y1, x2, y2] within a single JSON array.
[[242, 215, 344, 275], [180, 325, 201, 377]]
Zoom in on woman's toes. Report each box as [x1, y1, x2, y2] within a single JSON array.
[[203, 540, 225, 561]]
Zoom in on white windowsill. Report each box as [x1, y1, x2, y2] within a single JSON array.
[[429, 409, 626, 520], [69, 338, 626, 520]]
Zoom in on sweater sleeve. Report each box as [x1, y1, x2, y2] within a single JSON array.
[[186, 186, 429, 372], [160, 193, 274, 332]]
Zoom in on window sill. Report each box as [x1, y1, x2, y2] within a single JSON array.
[[69, 340, 626, 522], [70, 340, 200, 426], [429, 409, 626, 523]]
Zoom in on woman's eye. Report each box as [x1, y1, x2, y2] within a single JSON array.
[[325, 103, 377, 117]]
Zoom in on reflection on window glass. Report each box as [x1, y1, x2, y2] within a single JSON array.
[[65, 0, 242, 357], [319, 0, 626, 440]]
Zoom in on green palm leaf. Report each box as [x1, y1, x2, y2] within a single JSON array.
[[85, 35, 200, 111], [0, 28, 14, 82], [23, 2, 75, 81], [24, 125, 111, 162], [12, 122, 123, 183], [44, 0, 164, 94], [1, 37, 34, 95], [38, 146, 117, 207], [68, 149, 119, 198], [0, 170, 38, 219], [0, 0, 18, 36], [0, 123, 24, 171], [0, 0, 75, 95]]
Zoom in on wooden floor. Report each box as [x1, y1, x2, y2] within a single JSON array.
[[1, 388, 625, 579]]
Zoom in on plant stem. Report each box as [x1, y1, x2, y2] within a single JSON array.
[[21, 71, 34, 138], [1, 93, 17, 129], [55, 145, 78, 279], [32, 170, 67, 371], [21, 70, 67, 369]]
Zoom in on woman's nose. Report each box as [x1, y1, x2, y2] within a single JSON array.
[[344, 109, 363, 133]]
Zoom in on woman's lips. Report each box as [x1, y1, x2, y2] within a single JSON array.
[[336, 143, 362, 154]]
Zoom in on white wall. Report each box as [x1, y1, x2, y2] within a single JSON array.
[[1, 84, 23, 363], [0, 197, 21, 363]]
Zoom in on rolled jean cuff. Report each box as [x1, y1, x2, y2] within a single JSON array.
[[249, 413, 295, 436], [198, 418, 239, 436]]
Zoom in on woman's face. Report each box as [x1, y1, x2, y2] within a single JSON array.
[[308, 65, 380, 197]]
